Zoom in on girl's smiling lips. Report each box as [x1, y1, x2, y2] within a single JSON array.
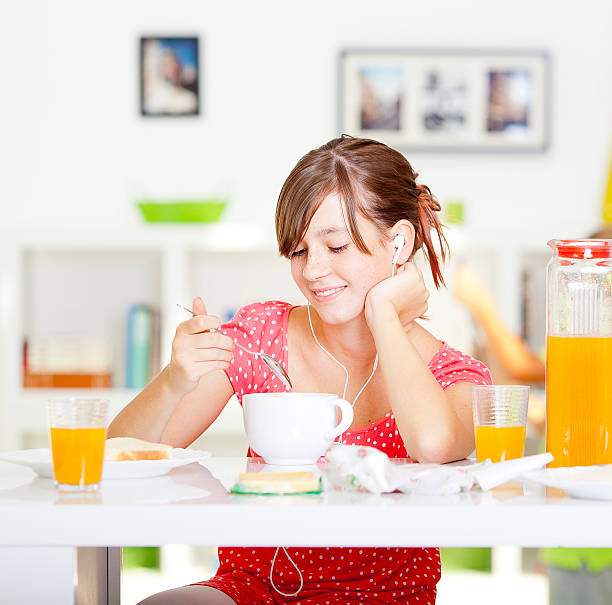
[[311, 285, 347, 301]]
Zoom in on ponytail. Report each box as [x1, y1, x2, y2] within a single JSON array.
[[415, 183, 448, 289]]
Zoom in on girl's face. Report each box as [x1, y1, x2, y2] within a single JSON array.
[[290, 193, 393, 325]]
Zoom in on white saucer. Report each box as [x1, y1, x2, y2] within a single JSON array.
[[524, 465, 612, 500], [0, 448, 211, 480]]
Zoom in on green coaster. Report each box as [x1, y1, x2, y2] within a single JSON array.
[[230, 478, 323, 495]]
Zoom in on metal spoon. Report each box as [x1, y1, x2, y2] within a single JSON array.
[[176, 304, 292, 390]]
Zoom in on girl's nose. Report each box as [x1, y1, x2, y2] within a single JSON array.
[[302, 251, 330, 281]]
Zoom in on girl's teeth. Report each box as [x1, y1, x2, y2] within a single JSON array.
[[318, 287, 342, 297]]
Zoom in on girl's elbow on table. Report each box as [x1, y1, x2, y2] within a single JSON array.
[[411, 425, 472, 464]]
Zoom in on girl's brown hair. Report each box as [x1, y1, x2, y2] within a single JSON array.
[[275, 135, 449, 288]]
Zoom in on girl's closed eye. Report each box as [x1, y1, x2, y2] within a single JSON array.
[[290, 243, 348, 258]]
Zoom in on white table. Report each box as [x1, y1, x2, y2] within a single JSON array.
[[0, 456, 610, 604]]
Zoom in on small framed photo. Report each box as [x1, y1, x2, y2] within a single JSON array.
[[339, 49, 550, 152], [140, 36, 200, 117]]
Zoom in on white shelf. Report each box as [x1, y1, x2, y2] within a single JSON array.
[[445, 226, 551, 254], [0, 222, 278, 252], [12, 389, 139, 444], [19, 387, 139, 404], [13, 389, 245, 440]]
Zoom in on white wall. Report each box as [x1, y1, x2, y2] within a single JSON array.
[[1, 0, 611, 238]]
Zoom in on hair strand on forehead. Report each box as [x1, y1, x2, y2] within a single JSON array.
[[332, 157, 371, 255]]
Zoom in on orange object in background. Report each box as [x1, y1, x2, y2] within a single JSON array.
[[49, 427, 106, 486], [546, 336, 612, 467], [24, 371, 112, 388], [474, 425, 526, 462]]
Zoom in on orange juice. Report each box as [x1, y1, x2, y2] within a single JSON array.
[[49, 427, 106, 486], [546, 336, 612, 467], [474, 425, 526, 462]]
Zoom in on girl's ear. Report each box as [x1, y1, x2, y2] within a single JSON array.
[[388, 220, 415, 265]]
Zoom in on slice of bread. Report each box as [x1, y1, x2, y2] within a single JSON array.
[[104, 437, 173, 461], [237, 471, 319, 493]]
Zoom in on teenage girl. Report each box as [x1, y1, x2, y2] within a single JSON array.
[[110, 135, 491, 604]]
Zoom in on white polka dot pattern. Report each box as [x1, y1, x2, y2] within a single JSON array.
[[223, 301, 292, 401]]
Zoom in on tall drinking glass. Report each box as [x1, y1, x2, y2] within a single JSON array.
[[46, 398, 108, 492], [472, 385, 529, 462]]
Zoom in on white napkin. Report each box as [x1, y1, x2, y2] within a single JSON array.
[[325, 444, 553, 495]]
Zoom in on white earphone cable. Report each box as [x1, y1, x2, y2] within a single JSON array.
[[307, 301, 378, 411], [269, 547, 304, 597], [307, 302, 350, 400], [307, 303, 378, 424], [270, 238, 401, 598]]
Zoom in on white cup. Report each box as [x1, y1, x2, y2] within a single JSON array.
[[242, 393, 354, 465]]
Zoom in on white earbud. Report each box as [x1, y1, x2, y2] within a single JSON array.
[[392, 234, 405, 266]]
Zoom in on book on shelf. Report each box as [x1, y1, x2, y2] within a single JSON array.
[[149, 307, 161, 381], [125, 304, 160, 389]]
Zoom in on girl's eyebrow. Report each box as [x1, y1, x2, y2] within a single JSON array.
[[315, 227, 348, 237]]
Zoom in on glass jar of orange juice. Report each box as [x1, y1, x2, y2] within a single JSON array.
[[546, 239, 612, 467]]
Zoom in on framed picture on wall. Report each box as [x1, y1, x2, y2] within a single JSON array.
[[338, 49, 550, 152], [140, 36, 200, 116]]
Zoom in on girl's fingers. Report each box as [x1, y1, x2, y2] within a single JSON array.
[[176, 315, 222, 336], [192, 348, 234, 363], [190, 332, 235, 350], [192, 296, 207, 316]]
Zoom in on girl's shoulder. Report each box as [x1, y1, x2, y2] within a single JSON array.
[[222, 300, 295, 341], [428, 342, 492, 388], [227, 300, 294, 327]]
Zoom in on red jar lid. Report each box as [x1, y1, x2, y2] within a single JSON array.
[[548, 239, 612, 259]]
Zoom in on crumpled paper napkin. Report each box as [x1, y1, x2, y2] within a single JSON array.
[[325, 444, 553, 495]]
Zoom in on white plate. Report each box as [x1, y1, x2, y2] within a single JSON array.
[[0, 448, 211, 480], [524, 465, 612, 500]]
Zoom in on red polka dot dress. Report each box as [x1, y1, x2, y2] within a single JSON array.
[[193, 301, 492, 604]]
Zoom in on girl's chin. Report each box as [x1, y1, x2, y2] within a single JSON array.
[[309, 303, 365, 325]]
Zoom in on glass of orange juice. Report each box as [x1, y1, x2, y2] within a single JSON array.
[[46, 398, 108, 492], [472, 386, 529, 463]]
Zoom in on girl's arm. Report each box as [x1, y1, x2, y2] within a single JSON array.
[[365, 265, 476, 463], [107, 366, 234, 447], [107, 297, 236, 446]]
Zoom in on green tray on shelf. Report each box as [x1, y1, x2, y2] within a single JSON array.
[[137, 199, 227, 223]]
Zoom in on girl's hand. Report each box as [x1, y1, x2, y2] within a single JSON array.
[[364, 262, 429, 332], [167, 296, 235, 396]]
